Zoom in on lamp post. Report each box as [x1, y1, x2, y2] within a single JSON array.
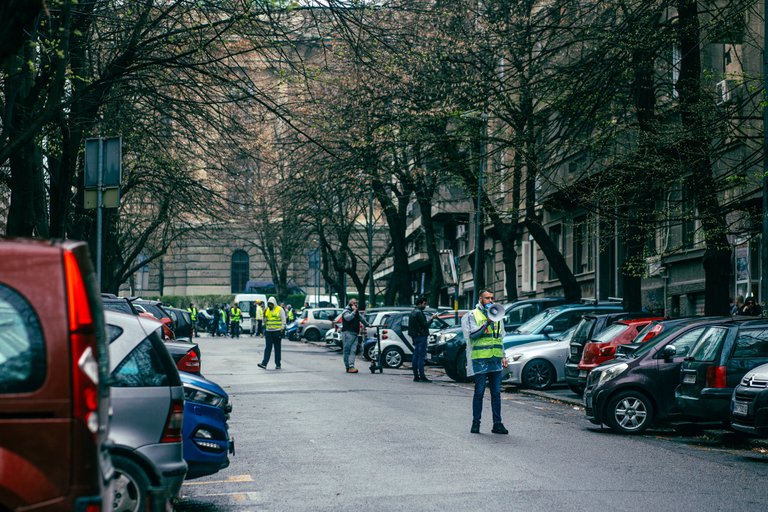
[[368, 188, 375, 309], [472, 113, 488, 305], [762, 0, 768, 310]]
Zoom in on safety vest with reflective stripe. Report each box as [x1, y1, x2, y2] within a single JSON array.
[[230, 307, 241, 322], [187, 307, 197, 321], [471, 308, 503, 361], [265, 306, 283, 331]]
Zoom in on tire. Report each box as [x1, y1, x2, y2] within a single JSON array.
[[304, 328, 321, 342], [568, 383, 585, 396], [381, 346, 404, 368], [365, 343, 376, 361], [111, 454, 151, 512], [606, 390, 655, 435], [445, 351, 470, 383], [521, 359, 556, 390]]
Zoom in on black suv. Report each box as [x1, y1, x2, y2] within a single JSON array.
[[565, 311, 649, 394], [676, 321, 768, 423]]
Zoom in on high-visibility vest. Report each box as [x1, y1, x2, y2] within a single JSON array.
[[256, 305, 264, 320], [230, 307, 241, 322], [264, 306, 283, 331], [187, 307, 197, 321], [470, 308, 503, 361], [287, 309, 295, 322]]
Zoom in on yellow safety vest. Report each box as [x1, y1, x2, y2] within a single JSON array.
[[264, 306, 283, 331], [187, 307, 197, 321], [471, 308, 503, 361], [230, 307, 241, 322]]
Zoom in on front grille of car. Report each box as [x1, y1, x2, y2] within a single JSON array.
[[585, 406, 594, 416], [741, 376, 768, 388]]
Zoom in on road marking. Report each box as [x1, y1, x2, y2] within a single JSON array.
[[183, 474, 253, 486]]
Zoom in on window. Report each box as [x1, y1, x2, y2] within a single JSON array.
[[0, 285, 45, 393], [231, 250, 249, 293], [732, 329, 768, 358], [688, 327, 728, 362], [666, 328, 707, 358], [109, 334, 172, 388], [549, 225, 562, 280], [573, 216, 594, 274], [505, 304, 536, 327], [681, 188, 697, 249]]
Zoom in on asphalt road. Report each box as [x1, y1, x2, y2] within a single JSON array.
[[176, 334, 768, 512]]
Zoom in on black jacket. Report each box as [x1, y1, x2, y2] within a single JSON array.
[[408, 307, 431, 337]]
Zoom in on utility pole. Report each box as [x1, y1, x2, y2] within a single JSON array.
[[762, 0, 768, 309], [473, 113, 488, 305]]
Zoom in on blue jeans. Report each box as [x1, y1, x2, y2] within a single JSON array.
[[473, 371, 502, 424], [411, 336, 427, 377]]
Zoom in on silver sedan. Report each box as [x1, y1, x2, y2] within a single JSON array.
[[503, 326, 576, 390]]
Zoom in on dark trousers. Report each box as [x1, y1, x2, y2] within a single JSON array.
[[473, 371, 502, 424], [262, 330, 282, 366], [411, 335, 428, 377], [257, 320, 263, 336], [230, 321, 240, 338]]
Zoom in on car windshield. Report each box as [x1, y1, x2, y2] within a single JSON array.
[[591, 323, 629, 343], [516, 308, 562, 334]]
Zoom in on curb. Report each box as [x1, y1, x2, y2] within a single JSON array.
[[515, 388, 584, 407]]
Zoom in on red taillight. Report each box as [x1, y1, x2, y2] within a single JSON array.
[[598, 345, 616, 357], [706, 366, 727, 388], [580, 343, 597, 364], [160, 399, 184, 443], [641, 324, 663, 342], [64, 251, 100, 436], [178, 351, 201, 373], [382, 329, 388, 340]]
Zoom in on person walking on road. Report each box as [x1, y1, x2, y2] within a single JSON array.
[[462, 290, 508, 435], [229, 302, 242, 338], [259, 297, 286, 369], [409, 296, 437, 382], [187, 303, 199, 337], [341, 299, 368, 373]]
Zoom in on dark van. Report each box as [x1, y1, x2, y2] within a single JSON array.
[[676, 321, 768, 423], [0, 240, 113, 510]]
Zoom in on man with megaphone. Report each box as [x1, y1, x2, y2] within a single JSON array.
[[462, 290, 508, 435]]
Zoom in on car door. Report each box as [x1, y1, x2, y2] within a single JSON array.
[[652, 327, 707, 418], [678, 326, 731, 399]]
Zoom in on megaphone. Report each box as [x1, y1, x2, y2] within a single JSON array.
[[486, 303, 505, 323]]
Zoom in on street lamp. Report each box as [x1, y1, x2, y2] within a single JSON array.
[[473, 113, 488, 305]]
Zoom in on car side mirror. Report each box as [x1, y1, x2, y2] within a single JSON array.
[[661, 345, 676, 360], [542, 325, 554, 336]]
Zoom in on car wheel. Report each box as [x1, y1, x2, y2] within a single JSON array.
[[381, 346, 404, 368], [304, 329, 321, 342], [521, 359, 555, 390], [606, 390, 654, 435], [446, 351, 470, 382], [568, 383, 584, 396], [365, 343, 376, 361], [112, 455, 151, 512]]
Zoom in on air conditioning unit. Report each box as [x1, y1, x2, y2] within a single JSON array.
[[715, 79, 734, 105]]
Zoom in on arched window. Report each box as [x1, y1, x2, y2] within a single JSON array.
[[231, 250, 249, 293]]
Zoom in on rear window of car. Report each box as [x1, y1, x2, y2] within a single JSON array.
[[0, 285, 46, 393], [104, 300, 134, 315], [688, 327, 729, 362], [732, 329, 768, 358], [571, 316, 596, 344], [109, 331, 175, 387], [592, 323, 629, 343]]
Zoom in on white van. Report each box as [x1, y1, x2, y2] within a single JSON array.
[[234, 293, 268, 333], [305, 294, 339, 308]]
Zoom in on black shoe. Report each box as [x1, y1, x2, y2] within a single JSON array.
[[470, 421, 480, 434], [257, 363, 266, 369], [492, 423, 509, 435], [275, 365, 281, 369], [419, 376, 432, 383], [413, 375, 420, 382]]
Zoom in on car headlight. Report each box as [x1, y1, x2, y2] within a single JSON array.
[[597, 363, 628, 387], [437, 332, 458, 345], [184, 383, 225, 408]]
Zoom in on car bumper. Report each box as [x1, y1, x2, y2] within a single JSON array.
[[136, 443, 187, 498], [503, 360, 524, 384], [731, 388, 768, 437], [584, 385, 608, 425], [565, 362, 588, 388]]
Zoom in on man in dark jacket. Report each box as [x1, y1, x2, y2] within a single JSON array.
[[409, 296, 437, 382]]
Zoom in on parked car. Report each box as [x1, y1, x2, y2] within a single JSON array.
[[106, 310, 187, 511], [585, 317, 733, 434], [180, 372, 235, 479], [372, 311, 450, 368], [166, 307, 195, 339], [577, 316, 663, 375], [503, 326, 578, 390], [564, 311, 651, 394], [299, 307, 342, 342], [731, 362, 768, 437], [501, 297, 568, 332], [0, 239, 114, 511], [132, 299, 175, 339], [676, 320, 768, 423]]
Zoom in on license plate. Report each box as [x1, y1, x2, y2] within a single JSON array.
[[733, 401, 749, 416], [683, 373, 696, 384], [579, 370, 588, 378]]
